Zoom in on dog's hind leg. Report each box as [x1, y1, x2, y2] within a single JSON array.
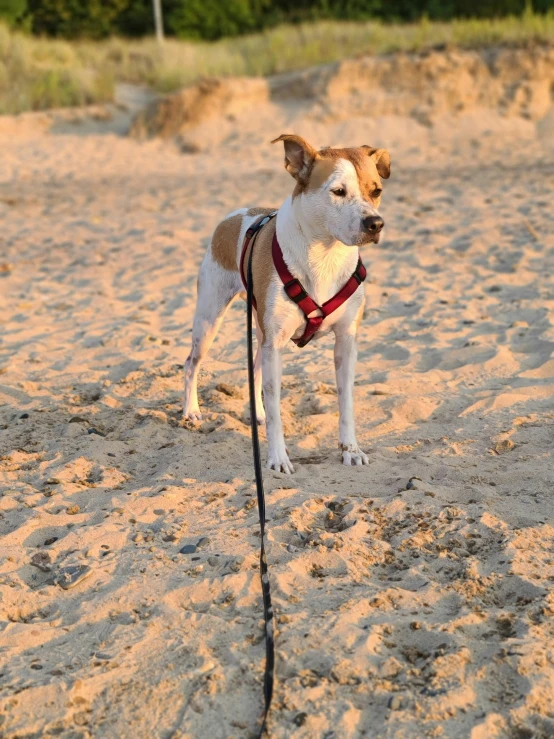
[[184, 260, 240, 421]]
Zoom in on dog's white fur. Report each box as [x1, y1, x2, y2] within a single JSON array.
[[183, 135, 391, 472]]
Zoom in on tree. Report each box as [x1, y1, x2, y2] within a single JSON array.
[[0, 0, 27, 27], [28, 0, 131, 38], [166, 0, 272, 40]]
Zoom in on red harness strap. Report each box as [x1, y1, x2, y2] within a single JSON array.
[[240, 214, 367, 348], [272, 234, 367, 347]]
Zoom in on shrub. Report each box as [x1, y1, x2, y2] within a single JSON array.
[[165, 0, 272, 40], [11, 0, 554, 40], [28, 0, 130, 39], [0, 0, 27, 28]]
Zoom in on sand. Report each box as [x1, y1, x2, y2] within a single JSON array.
[[1, 77, 554, 739]]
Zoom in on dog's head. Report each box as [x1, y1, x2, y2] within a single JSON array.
[[272, 134, 391, 246]]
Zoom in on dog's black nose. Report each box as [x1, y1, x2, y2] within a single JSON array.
[[363, 215, 384, 234]]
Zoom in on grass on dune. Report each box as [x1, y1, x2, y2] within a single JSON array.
[[1, 10, 554, 114]]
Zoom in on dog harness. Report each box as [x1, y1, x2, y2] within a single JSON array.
[[240, 212, 367, 347]]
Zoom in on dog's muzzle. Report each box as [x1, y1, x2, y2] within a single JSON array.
[[362, 215, 385, 244]]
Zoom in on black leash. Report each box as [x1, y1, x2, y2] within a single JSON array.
[[246, 222, 275, 738]]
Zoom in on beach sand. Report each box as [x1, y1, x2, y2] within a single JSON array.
[[1, 90, 554, 738]]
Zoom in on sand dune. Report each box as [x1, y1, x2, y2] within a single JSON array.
[[1, 65, 554, 738]]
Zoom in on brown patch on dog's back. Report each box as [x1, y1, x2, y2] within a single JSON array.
[[244, 210, 277, 339], [212, 207, 277, 272], [211, 214, 243, 272], [247, 207, 275, 217], [240, 215, 277, 340]]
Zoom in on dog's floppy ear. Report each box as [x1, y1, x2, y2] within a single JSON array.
[[271, 134, 317, 183], [361, 146, 391, 179]]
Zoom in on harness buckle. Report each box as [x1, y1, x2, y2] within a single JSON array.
[[284, 279, 308, 304], [353, 260, 366, 285]]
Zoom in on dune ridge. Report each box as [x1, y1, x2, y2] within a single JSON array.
[[131, 44, 554, 145]]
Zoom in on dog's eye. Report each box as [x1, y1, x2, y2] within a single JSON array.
[[332, 187, 346, 197], [373, 188, 382, 198]]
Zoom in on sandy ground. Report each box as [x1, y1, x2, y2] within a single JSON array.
[[1, 96, 554, 739]]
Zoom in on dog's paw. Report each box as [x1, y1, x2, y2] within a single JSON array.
[[256, 409, 266, 426], [267, 450, 294, 474], [340, 444, 369, 467], [183, 409, 202, 422]]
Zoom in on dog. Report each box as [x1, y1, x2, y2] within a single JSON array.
[[183, 134, 391, 473]]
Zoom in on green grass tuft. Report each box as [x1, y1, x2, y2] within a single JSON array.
[[1, 11, 554, 114]]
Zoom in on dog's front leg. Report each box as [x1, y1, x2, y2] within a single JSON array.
[[334, 330, 369, 466], [261, 342, 294, 474], [254, 321, 266, 425]]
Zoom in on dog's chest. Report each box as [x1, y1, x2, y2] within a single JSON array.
[[291, 286, 362, 343]]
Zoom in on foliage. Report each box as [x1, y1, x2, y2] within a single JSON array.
[[1, 9, 554, 113], [164, 0, 273, 40], [0, 22, 114, 112], [2, 0, 552, 40], [27, 0, 131, 39], [0, 0, 27, 28]]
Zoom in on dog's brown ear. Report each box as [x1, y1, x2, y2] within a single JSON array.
[[271, 134, 317, 183], [361, 146, 391, 179]]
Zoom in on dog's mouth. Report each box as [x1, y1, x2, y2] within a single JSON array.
[[359, 232, 382, 246]]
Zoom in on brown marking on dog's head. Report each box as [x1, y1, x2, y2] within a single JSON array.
[[360, 146, 391, 180], [316, 146, 390, 201], [307, 157, 338, 194], [272, 136, 391, 245], [211, 214, 242, 272], [273, 135, 391, 203]]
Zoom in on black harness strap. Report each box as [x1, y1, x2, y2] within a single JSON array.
[[246, 224, 275, 738]]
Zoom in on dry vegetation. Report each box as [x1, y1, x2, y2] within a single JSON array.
[[2, 10, 554, 114]]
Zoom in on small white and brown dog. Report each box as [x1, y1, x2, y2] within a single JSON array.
[[184, 134, 391, 473]]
